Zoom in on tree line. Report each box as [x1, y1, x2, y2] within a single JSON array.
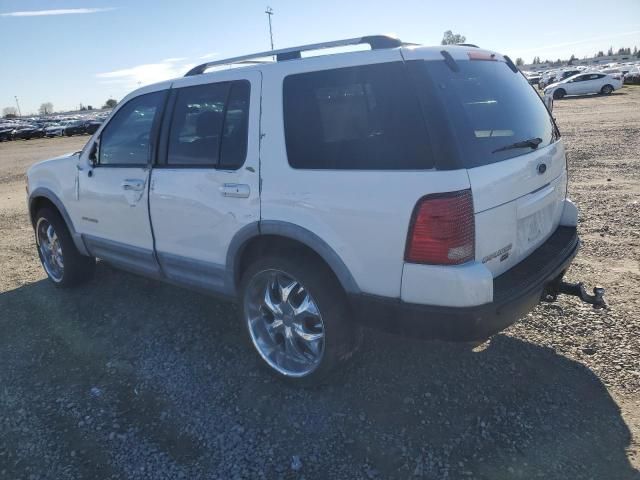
[[529, 46, 639, 65], [2, 99, 118, 118]]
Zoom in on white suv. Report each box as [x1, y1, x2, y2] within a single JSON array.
[[27, 36, 602, 383]]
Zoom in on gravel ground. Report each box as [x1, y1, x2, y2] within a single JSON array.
[[1, 88, 639, 480]]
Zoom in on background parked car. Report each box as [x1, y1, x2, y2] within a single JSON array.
[[539, 68, 583, 89], [524, 72, 541, 86], [544, 72, 623, 99], [44, 123, 65, 137], [84, 119, 103, 135], [61, 120, 87, 136], [43, 120, 87, 137], [12, 125, 46, 140], [624, 65, 640, 84], [0, 126, 15, 142]]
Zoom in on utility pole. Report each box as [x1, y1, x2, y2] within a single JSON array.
[[265, 6, 274, 51], [14, 96, 22, 117]]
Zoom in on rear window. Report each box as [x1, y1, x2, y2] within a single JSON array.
[[283, 62, 432, 170], [408, 59, 556, 169]]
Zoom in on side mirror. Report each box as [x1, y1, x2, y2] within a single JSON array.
[[89, 138, 99, 166]]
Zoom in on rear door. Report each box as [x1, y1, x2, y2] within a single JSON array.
[[404, 49, 566, 277], [148, 71, 260, 294], [261, 50, 470, 298]]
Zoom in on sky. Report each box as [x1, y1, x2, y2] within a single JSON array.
[[1, 0, 639, 115]]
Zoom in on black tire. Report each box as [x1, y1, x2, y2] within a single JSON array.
[[35, 207, 95, 287], [239, 253, 361, 386], [600, 84, 613, 95], [553, 88, 566, 100]]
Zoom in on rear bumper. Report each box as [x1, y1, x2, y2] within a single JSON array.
[[349, 226, 579, 341]]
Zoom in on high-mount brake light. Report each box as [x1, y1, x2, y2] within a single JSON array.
[[405, 190, 475, 265], [468, 51, 497, 61]]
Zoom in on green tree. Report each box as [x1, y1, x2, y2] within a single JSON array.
[[441, 30, 466, 45], [515, 57, 524, 66], [607, 46, 614, 56], [568, 54, 576, 65], [532, 56, 541, 64], [103, 99, 118, 109], [596, 50, 604, 57]]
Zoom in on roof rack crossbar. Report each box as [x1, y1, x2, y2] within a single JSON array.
[[184, 35, 404, 76]]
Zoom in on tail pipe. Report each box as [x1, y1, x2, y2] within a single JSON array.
[[543, 276, 607, 309]]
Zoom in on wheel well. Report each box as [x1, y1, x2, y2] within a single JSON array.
[[29, 196, 59, 226], [235, 235, 344, 293]]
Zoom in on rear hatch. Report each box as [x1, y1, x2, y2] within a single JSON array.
[[405, 48, 566, 276]]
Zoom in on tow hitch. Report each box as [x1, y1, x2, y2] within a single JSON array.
[[543, 279, 607, 309]]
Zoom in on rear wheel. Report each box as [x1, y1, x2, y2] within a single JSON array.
[[553, 88, 566, 100], [239, 254, 361, 385], [600, 84, 613, 95], [35, 207, 95, 287]]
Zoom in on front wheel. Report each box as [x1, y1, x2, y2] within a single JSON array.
[[239, 254, 361, 385], [600, 84, 613, 95], [35, 208, 95, 287], [553, 88, 566, 100]]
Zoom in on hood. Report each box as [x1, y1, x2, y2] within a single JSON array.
[[27, 152, 79, 176], [544, 81, 563, 91]]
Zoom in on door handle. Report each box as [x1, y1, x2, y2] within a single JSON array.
[[220, 183, 250, 198], [121, 179, 145, 191]]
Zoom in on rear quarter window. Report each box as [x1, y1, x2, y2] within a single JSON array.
[[408, 59, 557, 169], [283, 62, 433, 170]]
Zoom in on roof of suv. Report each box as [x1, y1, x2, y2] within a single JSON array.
[[120, 36, 506, 105]]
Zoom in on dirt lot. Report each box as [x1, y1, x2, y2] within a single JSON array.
[[1, 88, 639, 480]]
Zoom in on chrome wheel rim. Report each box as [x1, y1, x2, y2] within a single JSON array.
[[36, 218, 64, 282], [244, 269, 325, 377]]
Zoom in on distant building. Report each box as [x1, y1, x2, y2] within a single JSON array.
[[523, 54, 639, 72]]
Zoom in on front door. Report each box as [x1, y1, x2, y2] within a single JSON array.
[[77, 89, 167, 277], [570, 75, 592, 95], [149, 71, 261, 295]]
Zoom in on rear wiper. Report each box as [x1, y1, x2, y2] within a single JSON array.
[[492, 137, 543, 154]]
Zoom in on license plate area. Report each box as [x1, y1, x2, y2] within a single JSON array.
[[517, 203, 555, 254]]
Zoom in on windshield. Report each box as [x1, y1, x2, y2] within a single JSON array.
[[409, 59, 556, 169]]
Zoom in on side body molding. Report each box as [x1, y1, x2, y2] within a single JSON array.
[[28, 187, 89, 256], [227, 220, 361, 295]]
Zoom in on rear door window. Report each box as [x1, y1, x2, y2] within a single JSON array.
[[167, 80, 250, 168], [408, 59, 556, 169], [283, 62, 432, 170]]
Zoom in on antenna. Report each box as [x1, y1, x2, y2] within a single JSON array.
[[265, 6, 274, 51]]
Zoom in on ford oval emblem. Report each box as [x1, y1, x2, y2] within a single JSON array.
[[537, 163, 547, 175]]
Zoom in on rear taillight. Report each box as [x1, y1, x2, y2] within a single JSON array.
[[405, 190, 475, 265]]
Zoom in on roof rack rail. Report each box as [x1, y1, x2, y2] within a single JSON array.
[[184, 35, 405, 76], [456, 43, 480, 48]]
